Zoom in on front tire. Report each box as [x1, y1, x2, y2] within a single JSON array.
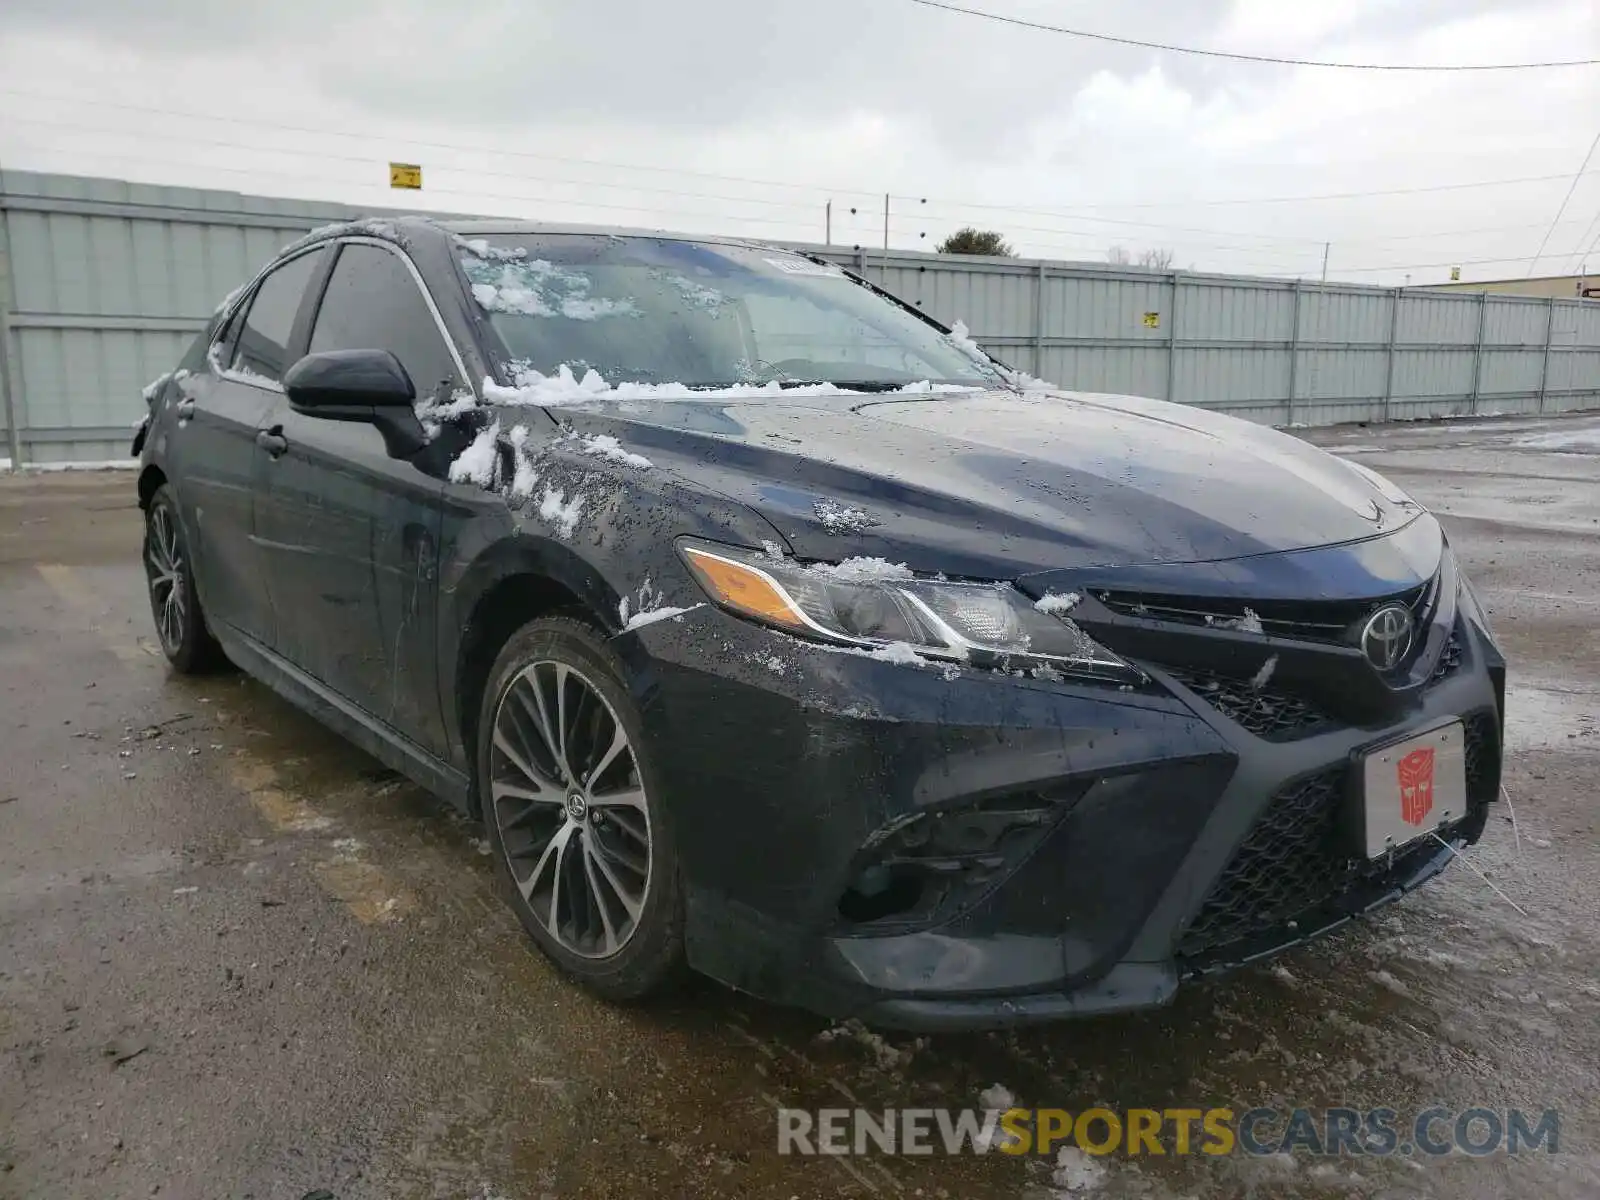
[[477, 616, 685, 1000], [143, 484, 227, 674]]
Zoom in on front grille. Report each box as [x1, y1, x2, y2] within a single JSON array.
[[1164, 667, 1332, 741], [1096, 582, 1431, 645], [1178, 713, 1499, 963]]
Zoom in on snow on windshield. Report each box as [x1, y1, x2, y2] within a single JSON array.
[[459, 242, 640, 321]]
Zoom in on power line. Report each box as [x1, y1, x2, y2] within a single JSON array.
[[1523, 126, 1600, 276], [905, 0, 1600, 71], [1, 86, 1593, 216]]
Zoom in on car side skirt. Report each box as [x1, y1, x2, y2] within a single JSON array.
[[213, 623, 473, 810]]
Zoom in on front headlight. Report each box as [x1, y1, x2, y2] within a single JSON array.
[[679, 540, 1142, 685]]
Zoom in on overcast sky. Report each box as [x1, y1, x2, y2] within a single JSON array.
[[1, 0, 1597, 285]]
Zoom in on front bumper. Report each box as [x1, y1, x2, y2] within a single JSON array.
[[622, 579, 1504, 1031]]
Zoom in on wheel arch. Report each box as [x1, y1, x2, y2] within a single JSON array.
[[448, 535, 631, 813], [137, 464, 168, 509]]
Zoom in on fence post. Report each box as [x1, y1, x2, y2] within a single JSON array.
[[0, 192, 23, 470], [1034, 260, 1046, 376], [1469, 291, 1487, 415], [1539, 296, 1556, 414], [1286, 280, 1302, 425], [1166, 272, 1181, 403], [1381, 287, 1400, 423]]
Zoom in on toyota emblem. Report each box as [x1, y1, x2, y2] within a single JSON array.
[[1361, 604, 1414, 671]]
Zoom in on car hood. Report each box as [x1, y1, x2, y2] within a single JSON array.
[[509, 387, 1426, 578]]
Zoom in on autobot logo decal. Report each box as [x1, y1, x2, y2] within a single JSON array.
[[1361, 603, 1414, 671], [1397, 747, 1436, 826]]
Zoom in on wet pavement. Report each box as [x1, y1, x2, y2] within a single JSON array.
[[1, 412, 1598, 1200]]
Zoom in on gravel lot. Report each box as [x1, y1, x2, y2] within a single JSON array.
[[2, 412, 1597, 1200]]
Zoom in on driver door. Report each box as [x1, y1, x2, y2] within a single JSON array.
[[253, 239, 467, 759]]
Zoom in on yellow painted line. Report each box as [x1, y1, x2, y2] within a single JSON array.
[[36, 562, 145, 666], [227, 753, 414, 925]]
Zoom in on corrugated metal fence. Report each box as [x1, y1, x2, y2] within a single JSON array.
[[3, 170, 1599, 464]]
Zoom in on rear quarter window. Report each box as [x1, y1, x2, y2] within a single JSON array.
[[229, 249, 325, 382]]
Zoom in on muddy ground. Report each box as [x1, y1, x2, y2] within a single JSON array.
[[1, 412, 1597, 1200]]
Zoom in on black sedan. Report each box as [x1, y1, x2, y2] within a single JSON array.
[[133, 218, 1505, 1029]]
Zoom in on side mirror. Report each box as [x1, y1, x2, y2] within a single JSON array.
[[283, 349, 427, 459]]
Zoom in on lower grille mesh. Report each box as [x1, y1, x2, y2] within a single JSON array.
[[1178, 712, 1500, 963], [1165, 667, 1331, 740]]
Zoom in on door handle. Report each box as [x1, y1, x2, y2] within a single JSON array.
[[255, 427, 288, 458], [175, 399, 196, 421]]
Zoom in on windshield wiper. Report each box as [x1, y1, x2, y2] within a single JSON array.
[[771, 379, 916, 393]]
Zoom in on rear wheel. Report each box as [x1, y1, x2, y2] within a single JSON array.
[[143, 484, 227, 673], [478, 616, 685, 1000]]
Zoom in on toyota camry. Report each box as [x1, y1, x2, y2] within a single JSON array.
[[133, 218, 1505, 1029]]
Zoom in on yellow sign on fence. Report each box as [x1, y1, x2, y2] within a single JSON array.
[[389, 163, 423, 190], [1142, 311, 1161, 328]]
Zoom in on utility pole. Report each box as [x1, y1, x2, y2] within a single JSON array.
[[1321, 242, 1330, 283], [825, 201, 832, 246], [883, 193, 890, 251]]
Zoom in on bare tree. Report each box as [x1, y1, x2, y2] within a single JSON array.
[[1108, 245, 1176, 269], [936, 228, 1015, 256]]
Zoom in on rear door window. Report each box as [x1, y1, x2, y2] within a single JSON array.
[[309, 243, 463, 403], [230, 250, 324, 382]]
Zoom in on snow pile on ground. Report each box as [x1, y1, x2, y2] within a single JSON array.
[[575, 434, 652, 469], [1035, 591, 1081, 615], [814, 499, 874, 533], [813, 1019, 924, 1070], [449, 421, 501, 487], [482, 364, 977, 409], [1049, 1146, 1107, 1194]]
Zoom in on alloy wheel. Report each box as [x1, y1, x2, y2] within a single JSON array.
[[489, 660, 653, 959], [145, 504, 187, 654]]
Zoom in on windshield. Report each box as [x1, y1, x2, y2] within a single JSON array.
[[456, 234, 1004, 392]]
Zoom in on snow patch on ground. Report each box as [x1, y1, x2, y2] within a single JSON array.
[[813, 499, 874, 533], [1035, 591, 1081, 615], [978, 1083, 1015, 1111], [813, 1019, 924, 1070], [1371, 968, 1410, 997], [1513, 427, 1600, 453], [1049, 1146, 1107, 1194]]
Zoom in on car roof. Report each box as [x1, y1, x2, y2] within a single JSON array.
[[415, 215, 782, 252]]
